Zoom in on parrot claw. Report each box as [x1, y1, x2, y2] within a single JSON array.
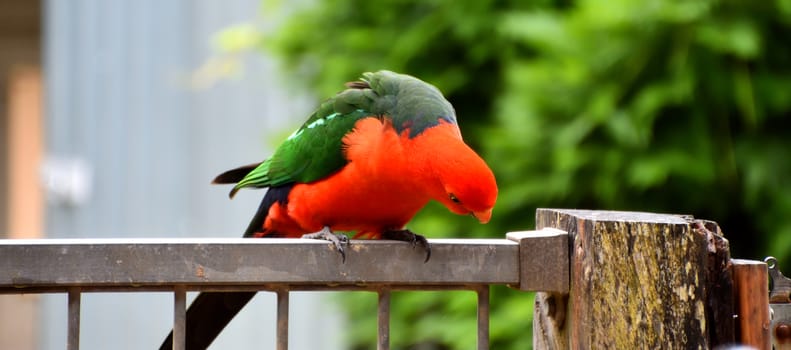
[[301, 226, 349, 262], [383, 229, 432, 263]]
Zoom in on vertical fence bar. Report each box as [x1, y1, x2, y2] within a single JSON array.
[[173, 286, 186, 350], [67, 288, 81, 350], [277, 290, 289, 350], [378, 289, 391, 350], [477, 285, 490, 350]]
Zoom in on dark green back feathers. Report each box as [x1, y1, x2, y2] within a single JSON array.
[[228, 70, 456, 197]]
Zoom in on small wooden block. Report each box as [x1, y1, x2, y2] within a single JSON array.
[[507, 228, 569, 293]]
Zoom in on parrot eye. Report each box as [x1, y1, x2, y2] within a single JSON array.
[[449, 193, 461, 204]]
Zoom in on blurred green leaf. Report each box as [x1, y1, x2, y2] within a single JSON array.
[[214, 23, 263, 53]]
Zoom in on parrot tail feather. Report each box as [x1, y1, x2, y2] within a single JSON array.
[[159, 291, 256, 350], [212, 162, 263, 184]]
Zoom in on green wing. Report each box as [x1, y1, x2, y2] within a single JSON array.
[[229, 95, 375, 197], [227, 70, 457, 198]]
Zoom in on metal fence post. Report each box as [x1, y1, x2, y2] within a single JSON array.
[[277, 290, 289, 350], [173, 286, 186, 350], [477, 285, 490, 350], [67, 288, 81, 350], [378, 289, 391, 350]]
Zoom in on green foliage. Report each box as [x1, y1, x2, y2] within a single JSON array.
[[490, 0, 791, 264], [224, 0, 791, 347]]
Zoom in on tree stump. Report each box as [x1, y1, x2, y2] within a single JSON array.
[[533, 209, 733, 349]]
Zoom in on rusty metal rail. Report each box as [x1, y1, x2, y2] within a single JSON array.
[[0, 230, 568, 349]]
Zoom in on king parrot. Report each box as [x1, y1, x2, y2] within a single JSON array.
[[159, 70, 497, 349]]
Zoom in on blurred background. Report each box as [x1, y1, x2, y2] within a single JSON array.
[[2, 0, 790, 349]]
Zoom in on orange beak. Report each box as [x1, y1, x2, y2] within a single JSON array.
[[472, 208, 492, 224]]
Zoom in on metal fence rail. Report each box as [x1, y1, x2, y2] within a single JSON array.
[[0, 230, 568, 350]]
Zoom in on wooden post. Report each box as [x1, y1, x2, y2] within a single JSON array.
[[534, 209, 733, 349], [731, 259, 770, 349]]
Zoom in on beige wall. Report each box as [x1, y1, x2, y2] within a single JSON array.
[[0, 1, 41, 349], [0, 0, 41, 237], [5, 66, 43, 239]]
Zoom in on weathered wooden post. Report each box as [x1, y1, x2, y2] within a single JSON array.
[[533, 209, 734, 349], [731, 260, 770, 349]]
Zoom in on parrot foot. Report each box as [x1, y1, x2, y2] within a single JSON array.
[[383, 229, 432, 263], [301, 226, 349, 262]]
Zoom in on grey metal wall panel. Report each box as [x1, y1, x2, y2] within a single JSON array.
[[42, 0, 342, 348]]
